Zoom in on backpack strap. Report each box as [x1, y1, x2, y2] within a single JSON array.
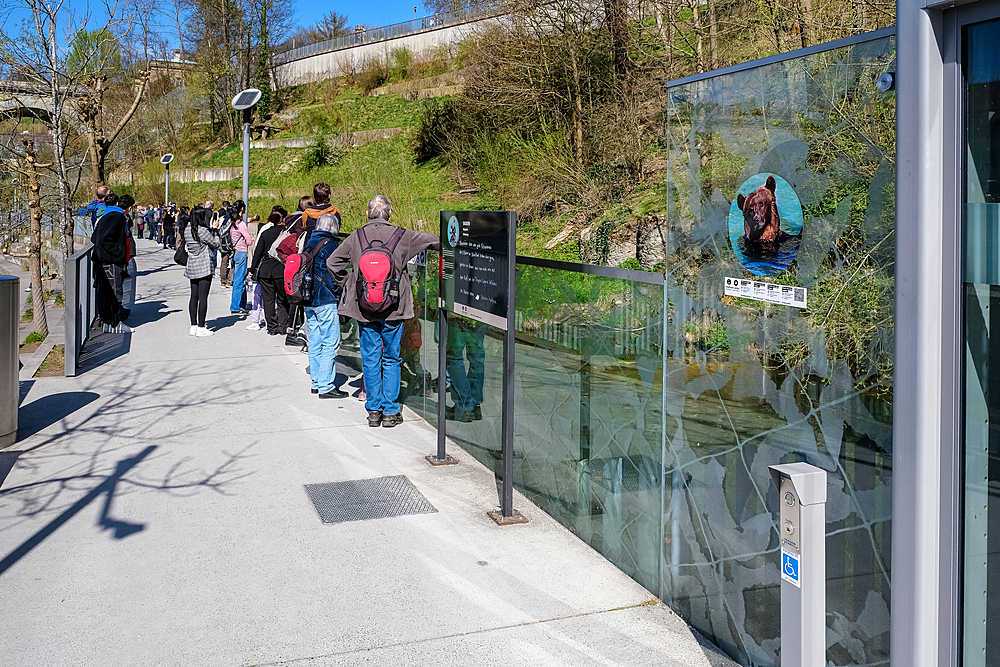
[[306, 237, 332, 261], [357, 226, 368, 249], [384, 227, 405, 254]]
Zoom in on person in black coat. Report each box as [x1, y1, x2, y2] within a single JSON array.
[[161, 205, 176, 249], [250, 210, 291, 335], [90, 192, 131, 332]]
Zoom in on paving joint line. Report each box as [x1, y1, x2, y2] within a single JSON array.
[[251, 601, 663, 666]]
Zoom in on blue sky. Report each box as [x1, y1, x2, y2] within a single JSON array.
[[290, 0, 429, 32], [0, 0, 434, 54]]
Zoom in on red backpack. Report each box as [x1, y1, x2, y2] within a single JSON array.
[[355, 226, 405, 315], [284, 237, 333, 305]]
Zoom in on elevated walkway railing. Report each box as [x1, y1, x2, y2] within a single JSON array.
[[274, 7, 497, 64]]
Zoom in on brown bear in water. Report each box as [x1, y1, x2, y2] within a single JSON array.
[[736, 175, 799, 244]]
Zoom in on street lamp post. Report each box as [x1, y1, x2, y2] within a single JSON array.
[[231, 89, 262, 227], [160, 154, 174, 205]]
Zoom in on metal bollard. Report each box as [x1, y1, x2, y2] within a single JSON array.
[[769, 462, 827, 667], [0, 275, 18, 448]]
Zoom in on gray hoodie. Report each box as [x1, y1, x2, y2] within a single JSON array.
[[327, 219, 439, 322]]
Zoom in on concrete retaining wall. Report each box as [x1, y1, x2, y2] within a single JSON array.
[[274, 16, 499, 87], [370, 71, 464, 97], [251, 127, 405, 150], [172, 167, 243, 183]]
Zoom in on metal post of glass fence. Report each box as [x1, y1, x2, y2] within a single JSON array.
[[0, 275, 18, 448], [488, 211, 526, 525], [769, 462, 827, 667], [428, 305, 457, 466]]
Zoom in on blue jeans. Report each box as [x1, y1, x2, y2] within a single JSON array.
[[446, 323, 486, 410], [359, 319, 404, 415], [305, 303, 341, 394], [230, 251, 248, 312]]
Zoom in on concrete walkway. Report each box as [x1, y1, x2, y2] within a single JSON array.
[[2, 239, 736, 667]]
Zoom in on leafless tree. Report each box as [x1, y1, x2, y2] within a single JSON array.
[[22, 138, 49, 338]]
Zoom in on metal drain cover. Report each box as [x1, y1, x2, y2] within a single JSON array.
[[305, 475, 437, 524]]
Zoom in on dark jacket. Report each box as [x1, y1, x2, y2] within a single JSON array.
[[91, 206, 128, 266], [327, 219, 440, 323], [304, 229, 340, 308], [250, 223, 285, 281]]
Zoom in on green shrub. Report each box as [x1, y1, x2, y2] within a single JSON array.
[[356, 56, 389, 94], [300, 135, 345, 170], [412, 98, 460, 163], [297, 107, 344, 135], [389, 47, 415, 82], [21, 330, 45, 346], [423, 44, 452, 77]]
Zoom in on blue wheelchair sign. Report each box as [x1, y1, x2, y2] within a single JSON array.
[[781, 551, 801, 588]]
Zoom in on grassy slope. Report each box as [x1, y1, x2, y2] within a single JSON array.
[[138, 83, 608, 260]]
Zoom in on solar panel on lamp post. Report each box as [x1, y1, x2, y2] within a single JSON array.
[[160, 154, 174, 207], [231, 89, 262, 227]]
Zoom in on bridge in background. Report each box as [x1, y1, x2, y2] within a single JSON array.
[[0, 80, 88, 122]]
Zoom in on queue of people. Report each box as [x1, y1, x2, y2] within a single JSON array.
[[142, 183, 440, 428], [84, 181, 484, 429]]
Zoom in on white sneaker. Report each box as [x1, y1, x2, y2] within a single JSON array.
[[189, 325, 198, 336], [196, 327, 214, 337], [246, 322, 261, 331]]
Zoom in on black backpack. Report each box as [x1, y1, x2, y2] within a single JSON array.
[[218, 214, 235, 254]]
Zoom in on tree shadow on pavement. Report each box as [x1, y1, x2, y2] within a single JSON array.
[[0, 364, 262, 578], [0, 452, 19, 489], [17, 391, 100, 442]]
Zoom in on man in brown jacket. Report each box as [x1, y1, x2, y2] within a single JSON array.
[[327, 195, 439, 427]]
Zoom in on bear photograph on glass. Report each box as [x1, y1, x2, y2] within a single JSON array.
[[730, 173, 804, 276]]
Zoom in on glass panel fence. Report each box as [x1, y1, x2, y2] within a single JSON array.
[[664, 35, 895, 667], [404, 254, 665, 590], [511, 263, 665, 593], [387, 30, 895, 667]]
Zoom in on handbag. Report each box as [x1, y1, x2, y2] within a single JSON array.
[[174, 243, 188, 266]]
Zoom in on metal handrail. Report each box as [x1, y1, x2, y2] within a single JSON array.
[[515, 255, 665, 285], [274, 7, 497, 64], [64, 244, 94, 377]]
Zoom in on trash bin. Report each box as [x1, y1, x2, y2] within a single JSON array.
[[0, 275, 18, 448]]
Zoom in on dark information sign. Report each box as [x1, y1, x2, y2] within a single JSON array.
[[439, 210, 515, 330]]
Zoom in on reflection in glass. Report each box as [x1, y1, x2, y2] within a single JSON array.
[[962, 17, 1000, 667], [446, 316, 487, 420], [511, 265, 665, 593], [665, 36, 895, 666]]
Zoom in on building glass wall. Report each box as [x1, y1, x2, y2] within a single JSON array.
[[962, 16, 1000, 667]]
